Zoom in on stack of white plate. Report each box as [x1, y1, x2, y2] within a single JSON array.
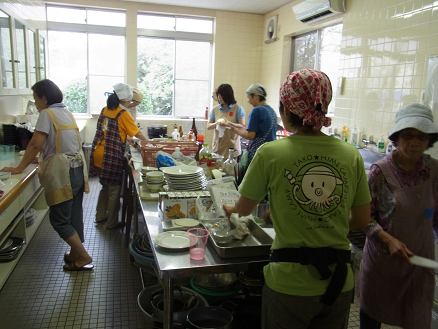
[[161, 166, 207, 191], [145, 171, 164, 192]]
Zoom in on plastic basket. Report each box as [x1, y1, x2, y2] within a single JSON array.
[[140, 141, 198, 167]]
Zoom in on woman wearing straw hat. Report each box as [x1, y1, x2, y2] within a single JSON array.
[[359, 103, 438, 329], [224, 69, 371, 329]]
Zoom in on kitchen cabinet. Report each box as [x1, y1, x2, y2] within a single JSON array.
[[0, 5, 45, 95], [0, 164, 49, 290]]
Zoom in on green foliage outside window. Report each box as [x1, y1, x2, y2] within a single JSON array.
[[63, 79, 87, 113]]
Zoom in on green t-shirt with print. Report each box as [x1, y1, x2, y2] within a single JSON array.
[[239, 135, 371, 296]]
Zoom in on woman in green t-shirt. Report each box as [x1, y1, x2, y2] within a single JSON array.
[[224, 69, 371, 329]]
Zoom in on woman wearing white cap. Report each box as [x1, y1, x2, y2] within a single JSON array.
[[227, 83, 278, 164], [359, 103, 438, 329], [90, 83, 148, 229]]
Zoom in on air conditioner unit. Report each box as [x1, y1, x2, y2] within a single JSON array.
[[292, 0, 345, 23]]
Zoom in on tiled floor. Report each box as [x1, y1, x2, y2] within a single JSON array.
[[0, 177, 148, 329], [0, 177, 401, 329]]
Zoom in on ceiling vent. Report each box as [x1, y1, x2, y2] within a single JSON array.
[[292, 0, 345, 23]]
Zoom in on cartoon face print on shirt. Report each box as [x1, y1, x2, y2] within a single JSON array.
[[285, 161, 344, 217]]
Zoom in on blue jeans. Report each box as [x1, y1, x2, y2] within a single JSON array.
[[360, 308, 381, 329], [49, 166, 85, 242]]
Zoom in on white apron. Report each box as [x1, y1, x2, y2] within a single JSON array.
[[37, 108, 89, 206]]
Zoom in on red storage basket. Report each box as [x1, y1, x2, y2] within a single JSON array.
[[140, 140, 198, 167]]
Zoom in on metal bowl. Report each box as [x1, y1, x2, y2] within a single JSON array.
[[193, 273, 238, 292]]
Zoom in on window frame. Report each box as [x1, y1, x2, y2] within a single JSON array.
[[290, 23, 343, 115], [46, 4, 126, 116], [137, 12, 214, 118]]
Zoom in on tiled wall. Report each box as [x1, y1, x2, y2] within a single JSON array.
[[262, 0, 438, 157], [3, 0, 438, 158]]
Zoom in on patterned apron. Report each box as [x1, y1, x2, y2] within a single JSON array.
[[90, 108, 126, 185], [37, 108, 89, 206], [359, 158, 437, 329], [212, 104, 241, 158]]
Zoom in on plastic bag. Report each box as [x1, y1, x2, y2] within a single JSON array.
[[196, 196, 215, 222], [216, 124, 226, 138]]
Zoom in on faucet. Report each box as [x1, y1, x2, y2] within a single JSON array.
[[362, 139, 376, 147]]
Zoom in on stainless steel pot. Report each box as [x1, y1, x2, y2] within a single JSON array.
[[150, 287, 199, 323], [186, 306, 233, 329]]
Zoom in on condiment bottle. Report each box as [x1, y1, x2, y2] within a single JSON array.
[[199, 143, 212, 165], [188, 129, 195, 141], [191, 118, 198, 140], [377, 134, 385, 153], [224, 148, 237, 177], [178, 125, 184, 137]]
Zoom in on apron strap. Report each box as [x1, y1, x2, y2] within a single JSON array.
[[44, 108, 82, 154], [270, 247, 351, 306]]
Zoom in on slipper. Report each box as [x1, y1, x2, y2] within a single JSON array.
[[64, 252, 71, 263], [63, 263, 94, 271], [94, 218, 107, 224]]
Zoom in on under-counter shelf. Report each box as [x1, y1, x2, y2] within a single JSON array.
[[25, 187, 48, 241], [0, 215, 25, 288]]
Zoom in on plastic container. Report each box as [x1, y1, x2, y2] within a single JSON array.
[[386, 141, 393, 154], [377, 134, 385, 153], [350, 125, 358, 147], [341, 125, 348, 142], [139, 140, 198, 167], [188, 129, 195, 141], [199, 143, 212, 165], [171, 147, 185, 161], [171, 129, 180, 141]]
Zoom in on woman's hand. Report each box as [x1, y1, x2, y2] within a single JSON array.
[[378, 230, 413, 264], [216, 118, 228, 126], [223, 204, 237, 219], [0, 167, 22, 175]]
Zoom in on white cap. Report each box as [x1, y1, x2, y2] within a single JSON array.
[[113, 83, 133, 101]]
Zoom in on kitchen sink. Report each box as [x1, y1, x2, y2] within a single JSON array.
[[357, 147, 386, 170]]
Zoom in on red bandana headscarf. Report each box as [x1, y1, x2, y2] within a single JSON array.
[[279, 69, 332, 131]]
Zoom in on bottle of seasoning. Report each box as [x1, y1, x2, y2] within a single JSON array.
[[191, 118, 198, 140], [178, 125, 184, 138], [188, 129, 195, 141]]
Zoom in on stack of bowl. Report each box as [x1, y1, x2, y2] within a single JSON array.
[[145, 171, 164, 192], [190, 273, 241, 304], [141, 166, 158, 175]]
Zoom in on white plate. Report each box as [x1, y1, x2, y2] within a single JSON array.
[[161, 166, 203, 176], [174, 218, 199, 228], [410, 255, 438, 269], [153, 231, 190, 249]]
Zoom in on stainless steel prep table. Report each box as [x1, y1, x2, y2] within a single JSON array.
[[138, 200, 269, 329], [130, 145, 269, 328]]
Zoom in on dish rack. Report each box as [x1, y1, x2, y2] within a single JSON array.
[[140, 141, 198, 167]]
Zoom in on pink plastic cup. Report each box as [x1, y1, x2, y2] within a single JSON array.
[[187, 228, 210, 260]]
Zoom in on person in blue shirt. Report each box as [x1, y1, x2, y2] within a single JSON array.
[[207, 84, 245, 158], [227, 83, 277, 163]]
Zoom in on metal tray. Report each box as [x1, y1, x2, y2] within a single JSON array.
[[206, 219, 273, 258]]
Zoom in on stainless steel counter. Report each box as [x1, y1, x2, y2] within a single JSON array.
[[129, 144, 269, 329]]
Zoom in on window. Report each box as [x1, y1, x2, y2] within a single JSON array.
[[137, 14, 213, 117], [291, 24, 342, 114], [46, 5, 126, 114]]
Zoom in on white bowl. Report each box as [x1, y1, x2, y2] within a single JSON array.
[[147, 183, 162, 192], [146, 171, 164, 178], [141, 166, 158, 174], [0, 172, 11, 180]]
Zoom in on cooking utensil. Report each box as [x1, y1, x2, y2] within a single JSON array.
[[186, 306, 233, 329], [409, 255, 438, 269]]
